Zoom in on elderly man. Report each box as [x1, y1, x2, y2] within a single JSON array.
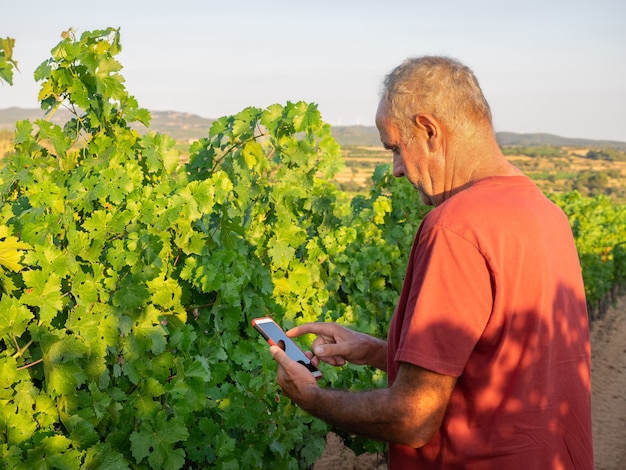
[[270, 56, 594, 469]]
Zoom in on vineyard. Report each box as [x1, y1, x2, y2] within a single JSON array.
[[0, 29, 625, 469]]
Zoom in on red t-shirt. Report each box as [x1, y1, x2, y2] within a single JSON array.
[[387, 176, 594, 469]]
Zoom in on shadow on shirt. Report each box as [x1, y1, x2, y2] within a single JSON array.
[[393, 282, 594, 469]]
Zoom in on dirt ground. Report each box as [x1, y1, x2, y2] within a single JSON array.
[[314, 295, 626, 470], [590, 294, 626, 470]]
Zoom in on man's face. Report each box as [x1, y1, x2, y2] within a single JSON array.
[[375, 100, 436, 205]]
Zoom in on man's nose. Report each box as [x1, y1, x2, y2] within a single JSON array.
[[393, 155, 404, 177]]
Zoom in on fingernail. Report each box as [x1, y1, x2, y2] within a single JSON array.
[[314, 346, 324, 356]]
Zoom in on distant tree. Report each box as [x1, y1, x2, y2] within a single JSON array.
[[501, 145, 563, 158], [585, 148, 626, 162], [573, 170, 609, 196], [586, 150, 605, 160]]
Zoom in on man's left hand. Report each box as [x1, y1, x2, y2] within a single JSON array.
[[270, 345, 319, 408]]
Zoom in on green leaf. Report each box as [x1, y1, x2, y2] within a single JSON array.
[[0, 444, 22, 468], [267, 238, 295, 270], [36, 119, 70, 156], [270, 438, 287, 457], [187, 179, 215, 214], [21, 270, 63, 325], [33, 393, 59, 430], [0, 37, 18, 85], [71, 272, 100, 305], [141, 132, 179, 174], [0, 295, 34, 337], [215, 430, 237, 462], [82, 209, 115, 235], [130, 412, 189, 468], [291, 100, 321, 132], [240, 445, 263, 468], [0, 227, 31, 272], [0, 356, 19, 389], [112, 279, 150, 310], [66, 303, 119, 360], [43, 336, 89, 396], [4, 400, 38, 445], [260, 103, 285, 133], [20, 435, 82, 470], [13, 119, 34, 144], [242, 140, 263, 169], [131, 306, 168, 355], [185, 355, 212, 381], [147, 274, 184, 314], [82, 443, 130, 470], [63, 413, 99, 448]]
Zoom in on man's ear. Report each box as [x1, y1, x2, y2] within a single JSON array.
[[414, 113, 441, 151]]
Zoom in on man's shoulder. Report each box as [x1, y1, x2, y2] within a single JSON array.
[[439, 175, 539, 212], [423, 175, 556, 233]]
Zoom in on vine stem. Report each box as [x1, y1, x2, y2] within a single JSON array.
[[210, 131, 267, 174], [12, 336, 33, 359], [16, 358, 43, 371], [44, 98, 65, 122], [185, 302, 216, 311]]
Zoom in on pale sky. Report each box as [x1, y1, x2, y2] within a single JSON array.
[[1, 0, 625, 142]]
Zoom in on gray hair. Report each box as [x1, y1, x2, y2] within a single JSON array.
[[381, 56, 493, 138]]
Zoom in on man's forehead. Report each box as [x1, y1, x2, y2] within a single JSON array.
[[375, 99, 391, 120], [376, 108, 399, 143]]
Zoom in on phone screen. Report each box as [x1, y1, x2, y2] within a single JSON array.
[[252, 317, 322, 379]]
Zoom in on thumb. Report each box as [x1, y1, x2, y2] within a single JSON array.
[[270, 345, 290, 367]]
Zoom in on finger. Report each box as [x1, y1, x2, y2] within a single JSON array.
[[317, 355, 346, 367], [270, 345, 291, 368], [312, 340, 351, 360], [311, 335, 332, 352], [307, 330, 349, 366], [287, 322, 338, 338], [303, 351, 322, 368], [309, 341, 347, 367]]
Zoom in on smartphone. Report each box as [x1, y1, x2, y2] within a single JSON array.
[[252, 317, 322, 379]]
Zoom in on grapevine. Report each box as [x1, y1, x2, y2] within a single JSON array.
[[551, 192, 626, 318], [0, 28, 405, 468]]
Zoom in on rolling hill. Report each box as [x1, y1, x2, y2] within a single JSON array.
[[1, 107, 625, 150]]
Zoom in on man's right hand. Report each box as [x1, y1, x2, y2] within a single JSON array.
[[287, 322, 388, 371]]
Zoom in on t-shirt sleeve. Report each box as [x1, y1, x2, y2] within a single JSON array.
[[395, 225, 493, 377]]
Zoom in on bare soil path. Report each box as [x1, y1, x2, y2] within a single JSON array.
[[315, 295, 626, 469], [590, 295, 626, 470]]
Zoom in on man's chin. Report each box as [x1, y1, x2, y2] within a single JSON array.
[[418, 191, 434, 206]]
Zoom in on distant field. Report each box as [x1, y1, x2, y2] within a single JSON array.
[[336, 145, 626, 201], [0, 131, 12, 159], [1, 129, 625, 202], [505, 148, 626, 200], [334, 146, 388, 192]]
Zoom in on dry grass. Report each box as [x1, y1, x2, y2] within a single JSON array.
[[337, 145, 626, 200]]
